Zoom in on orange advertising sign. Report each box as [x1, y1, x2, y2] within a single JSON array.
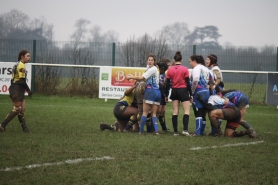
[[111, 67, 146, 86]]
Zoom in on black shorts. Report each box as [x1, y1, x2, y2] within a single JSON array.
[[170, 88, 190, 102], [9, 84, 25, 102], [222, 107, 241, 123], [113, 102, 129, 121]]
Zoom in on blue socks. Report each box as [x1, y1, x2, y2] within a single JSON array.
[[195, 117, 203, 135], [140, 116, 147, 133], [201, 121, 206, 135], [140, 116, 159, 133], [152, 117, 159, 133]]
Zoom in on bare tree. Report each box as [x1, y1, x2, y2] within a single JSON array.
[[30, 17, 54, 40], [152, 31, 171, 62], [159, 22, 191, 45], [0, 9, 54, 40], [89, 25, 119, 43], [121, 35, 136, 67], [137, 33, 154, 67], [71, 19, 90, 43], [121, 33, 170, 67]]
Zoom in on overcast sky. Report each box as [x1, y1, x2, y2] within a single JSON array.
[[1, 0, 278, 46]]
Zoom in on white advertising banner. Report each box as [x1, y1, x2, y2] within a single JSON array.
[[0, 62, 32, 95], [99, 66, 145, 99]]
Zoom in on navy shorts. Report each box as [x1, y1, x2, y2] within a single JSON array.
[[144, 88, 161, 105], [113, 102, 129, 121], [193, 90, 210, 108], [236, 94, 249, 110]]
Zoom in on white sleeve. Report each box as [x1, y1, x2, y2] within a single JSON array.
[[191, 65, 200, 93], [142, 66, 156, 80], [208, 95, 225, 106]]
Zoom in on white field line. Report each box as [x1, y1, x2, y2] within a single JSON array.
[[0, 156, 114, 172], [189, 141, 264, 151]]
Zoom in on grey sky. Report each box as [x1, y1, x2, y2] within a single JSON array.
[[1, 0, 278, 46]]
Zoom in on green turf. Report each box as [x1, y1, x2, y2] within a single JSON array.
[[0, 95, 277, 185]]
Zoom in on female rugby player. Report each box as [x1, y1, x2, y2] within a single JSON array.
[[100, 84, 138, 132], [0, 50, 32, 133], [190, 55, 214, 136], [126, 54, 161, 134]]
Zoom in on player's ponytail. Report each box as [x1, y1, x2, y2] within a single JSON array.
[[18, 50, 29, 61], [174, 51, 182, 62]]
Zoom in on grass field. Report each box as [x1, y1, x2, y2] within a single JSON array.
[[0, 95, 278, 185]]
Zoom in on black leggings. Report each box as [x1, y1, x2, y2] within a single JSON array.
[[193, 107, 206, 121]]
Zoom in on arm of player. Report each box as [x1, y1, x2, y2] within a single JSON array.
[[18, 78, 32, 96], [124, 85, 136, 96], [212, 69, 221, 86]]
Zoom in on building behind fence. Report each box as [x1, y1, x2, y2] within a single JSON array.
[[0, 39, 277, 103]]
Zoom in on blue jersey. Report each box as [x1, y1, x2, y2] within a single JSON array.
[[224, 91, 248, 107]]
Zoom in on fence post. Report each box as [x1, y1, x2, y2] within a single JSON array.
[[32, 40, 36, 93], [112, 43, 116, 66], [276, 46, 278, 71], [193, 45, 196, 55]]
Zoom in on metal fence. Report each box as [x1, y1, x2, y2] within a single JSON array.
[[1, 39, 277, 70], [0, 39, 277, 102]]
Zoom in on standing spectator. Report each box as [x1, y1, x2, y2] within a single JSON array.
[[165, 51, 192, 136], [0, 50, 32, 133]]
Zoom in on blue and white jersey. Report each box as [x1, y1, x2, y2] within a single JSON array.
[[224, 91, 248, 107], [208, 95, 235, 109], [191, 64, 212, 94], [142, 66, 160, 89]]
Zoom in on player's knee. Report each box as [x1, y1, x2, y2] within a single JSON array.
[[13, 106, 21, 113], [224, 128, 234, 137]]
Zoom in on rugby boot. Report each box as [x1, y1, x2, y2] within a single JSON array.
[[21, 123, 30, 133], [0, 124, 5, 133], [99, 122, 106, 130], [246, 128, 258, 138]]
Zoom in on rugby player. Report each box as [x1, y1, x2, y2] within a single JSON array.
[[222, 89, 258, 138], [126, 54, 161, 135], [100, 84, 138, 132], [197, 87, 256, 138], [205, 54, 224, 135], [0, 50, 32, 133], [189, 55, 214, 136]]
